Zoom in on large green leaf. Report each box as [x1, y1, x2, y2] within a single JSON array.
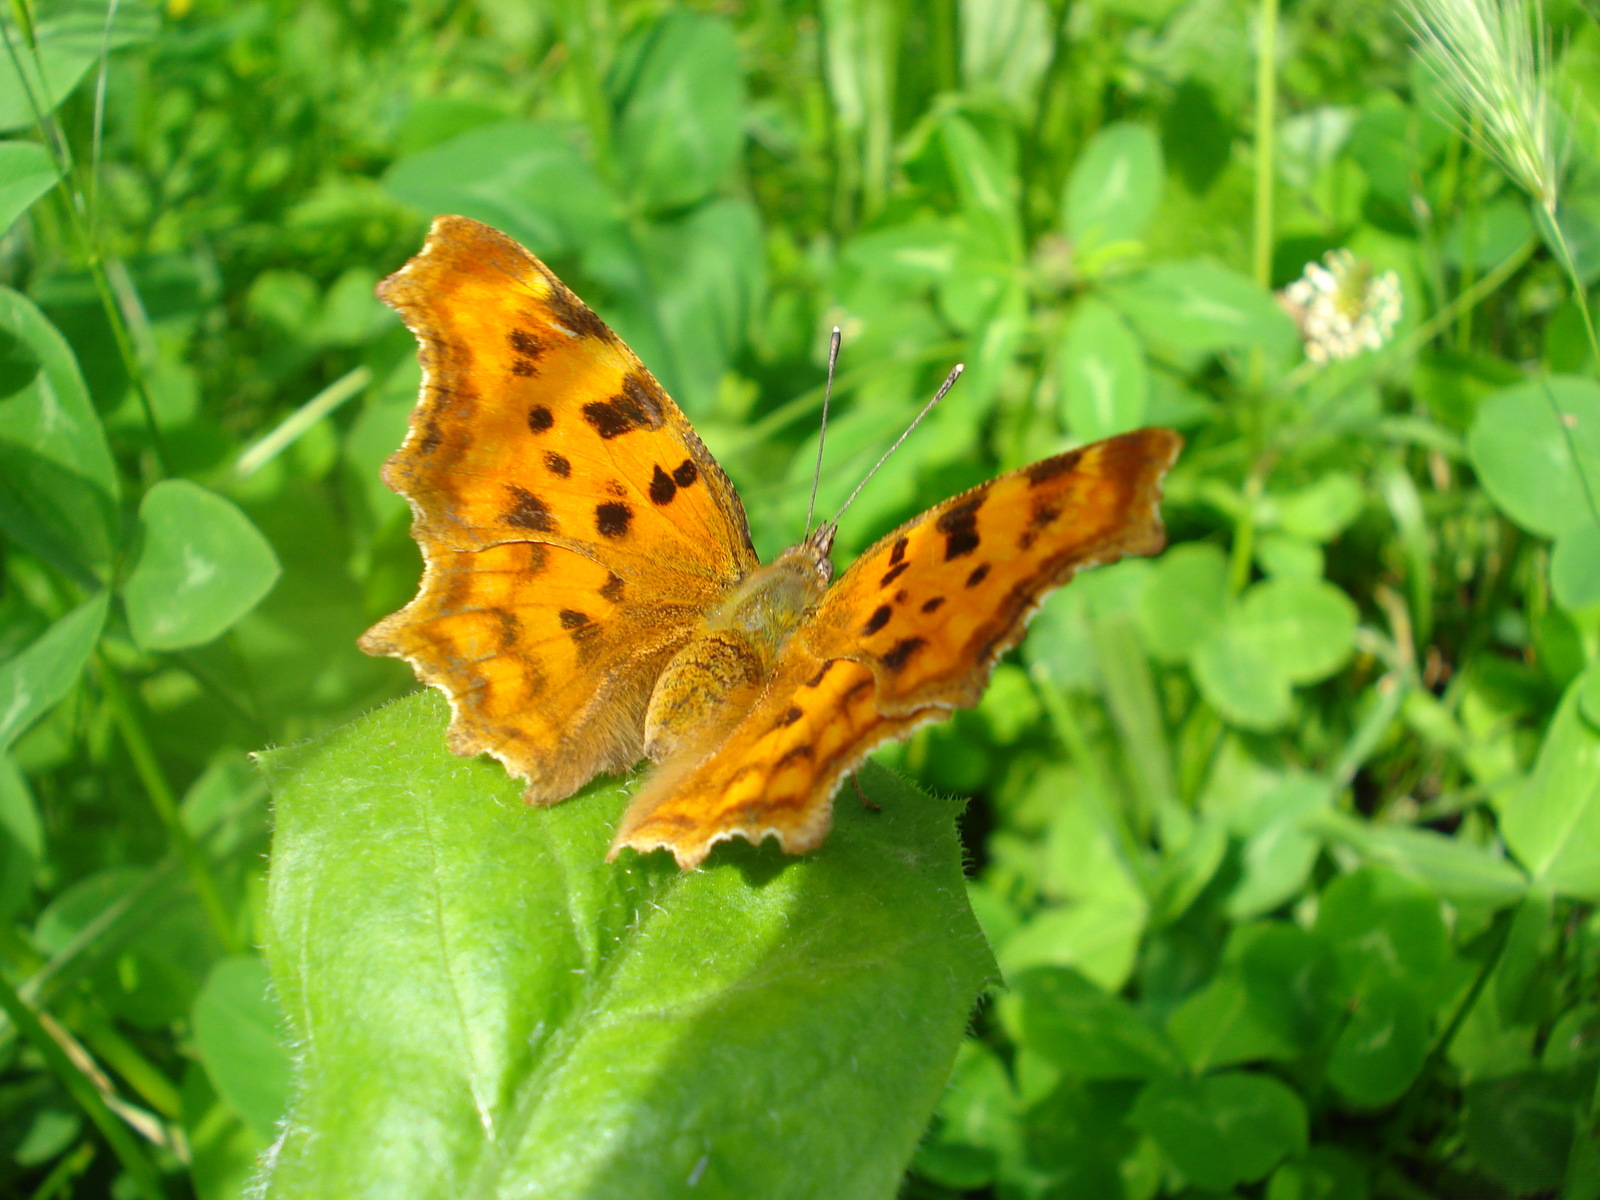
[[1056, 296, 1148, 440], [1499, 664, 1600, 901], [1061, 122, 1164, 258], [259, 691, 996, 1200], [0, 286, 117, 586], [1103, 260, 1300, 369], [1467, 376, 1600, 539], [608, 10, 743, 211], [383, 121, 621, 258], [0, 2, 159, 132]]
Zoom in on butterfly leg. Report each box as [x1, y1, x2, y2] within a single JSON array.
[[848, 772, 881, 812]]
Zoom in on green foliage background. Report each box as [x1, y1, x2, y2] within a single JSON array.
[[1, 0, 1599, 1197]]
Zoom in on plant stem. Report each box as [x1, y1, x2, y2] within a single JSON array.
[[1251, 0, 1279, 288], [95, 659, 241, 954], [0, 973, 168, 1200]]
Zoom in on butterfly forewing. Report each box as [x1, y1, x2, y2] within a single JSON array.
[[362, 216, 761, 801]]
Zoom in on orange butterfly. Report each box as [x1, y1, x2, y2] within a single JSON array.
[[361, 216, 1182, 869]]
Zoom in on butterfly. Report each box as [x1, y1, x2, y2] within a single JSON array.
[[360, 216, 1182, 869]]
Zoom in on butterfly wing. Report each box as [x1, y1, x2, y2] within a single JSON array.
[[610, 427, 1182, 867], [361, 216, 760, 802]]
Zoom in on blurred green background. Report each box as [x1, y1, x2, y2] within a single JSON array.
[[2, 0, 1600, 1196]]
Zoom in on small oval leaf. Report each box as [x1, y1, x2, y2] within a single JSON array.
[[123, 480, 281, 651]]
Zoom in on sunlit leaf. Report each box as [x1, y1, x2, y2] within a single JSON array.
[[259, 692, 996, 1200]]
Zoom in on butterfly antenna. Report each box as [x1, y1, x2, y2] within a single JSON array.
[[804, 326, 843, 538], [830, 363, 963, 529]]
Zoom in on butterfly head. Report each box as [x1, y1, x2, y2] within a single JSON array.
[[801, 521, 837, 585]]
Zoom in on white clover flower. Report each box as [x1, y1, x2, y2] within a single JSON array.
[[1281, 250, 1403, 364]]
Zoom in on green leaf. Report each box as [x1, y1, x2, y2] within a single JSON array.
[[1011, 967, 1183, 1080], [1062, 122, 1164, 255], [609, 10, 743, 211], [1191, 622, 1293, 731], [1464, 1070, 1583, 1193], [0, 286, 118, 586], [1165, 972, 1300, 1071], [1128, 1071, 1308, 1192], [1303, 809, 1528, 907], [1467, 375, 1600, 539], [1056, 297, 1148, 440], [936, 112, 1022, 263], [632, 197, 762, 411], [1551, 522, 1600, 610], [1326, 978, 1429, 1106], [259, 692, 996, 1200], [1266, 1146, 1371, 1200], [122, 480, 281, 651], [0, 3, 159, 132], [1231, 923, 1343, 1049], [1494, 889, 1554, 1025], [1226, 775, 1330, 919], [1499, 664, 1600, 900], [384, 121, 620, 258], [192, 956, 292, 1143], [0, 141, 58, 234], [1233, 577, 1358, 685], [1315, 866, 1451, 1002], [1137, 541, 1228, 663], [0, 754, 40, 918], [1269, 472, 1365, 542], [0, 592, 107, 753], [1104, 260, 1300, 369]]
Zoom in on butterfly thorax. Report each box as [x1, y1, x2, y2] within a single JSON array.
[[642, 528, 835, 764]]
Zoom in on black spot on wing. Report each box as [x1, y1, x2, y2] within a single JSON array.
[[880, 637, 926, 673], [544, 451, 571, 478], [558, 608, 599, 654], [600, 572, 626, 602], [649, 465, 676, 506], [936, 490, 986, 561], [537, 271, 613, 342], [508, 328, 544, 358], [511, 358, 537, 377], [880, 561, 910, 588], [528, 405, 554, 434], [966, 563, 990, 588], [494, 610, 520, 649], [583, 373, 667, 439], [672, 459, 698, 488], [774, 744, 815, 770], [775, 705, 804, 729], [888, 535, 909, 565], [418, 418, 443, 454], [863, 604, 892, 636], [504, 486, 555, 532], [1026, 448, 1085, 486], [521, 657, 546, 698], [595, 501, 633, 538], [804, 661, 836, 689], [921, 596, 945, 614], [842, 677, 873, 704]]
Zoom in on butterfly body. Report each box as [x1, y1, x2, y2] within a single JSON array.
[[643, 531, 833, 763], [363, 216, 1181, 868]]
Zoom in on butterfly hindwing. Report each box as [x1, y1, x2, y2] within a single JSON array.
[[610, 427, 1182, 867]]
